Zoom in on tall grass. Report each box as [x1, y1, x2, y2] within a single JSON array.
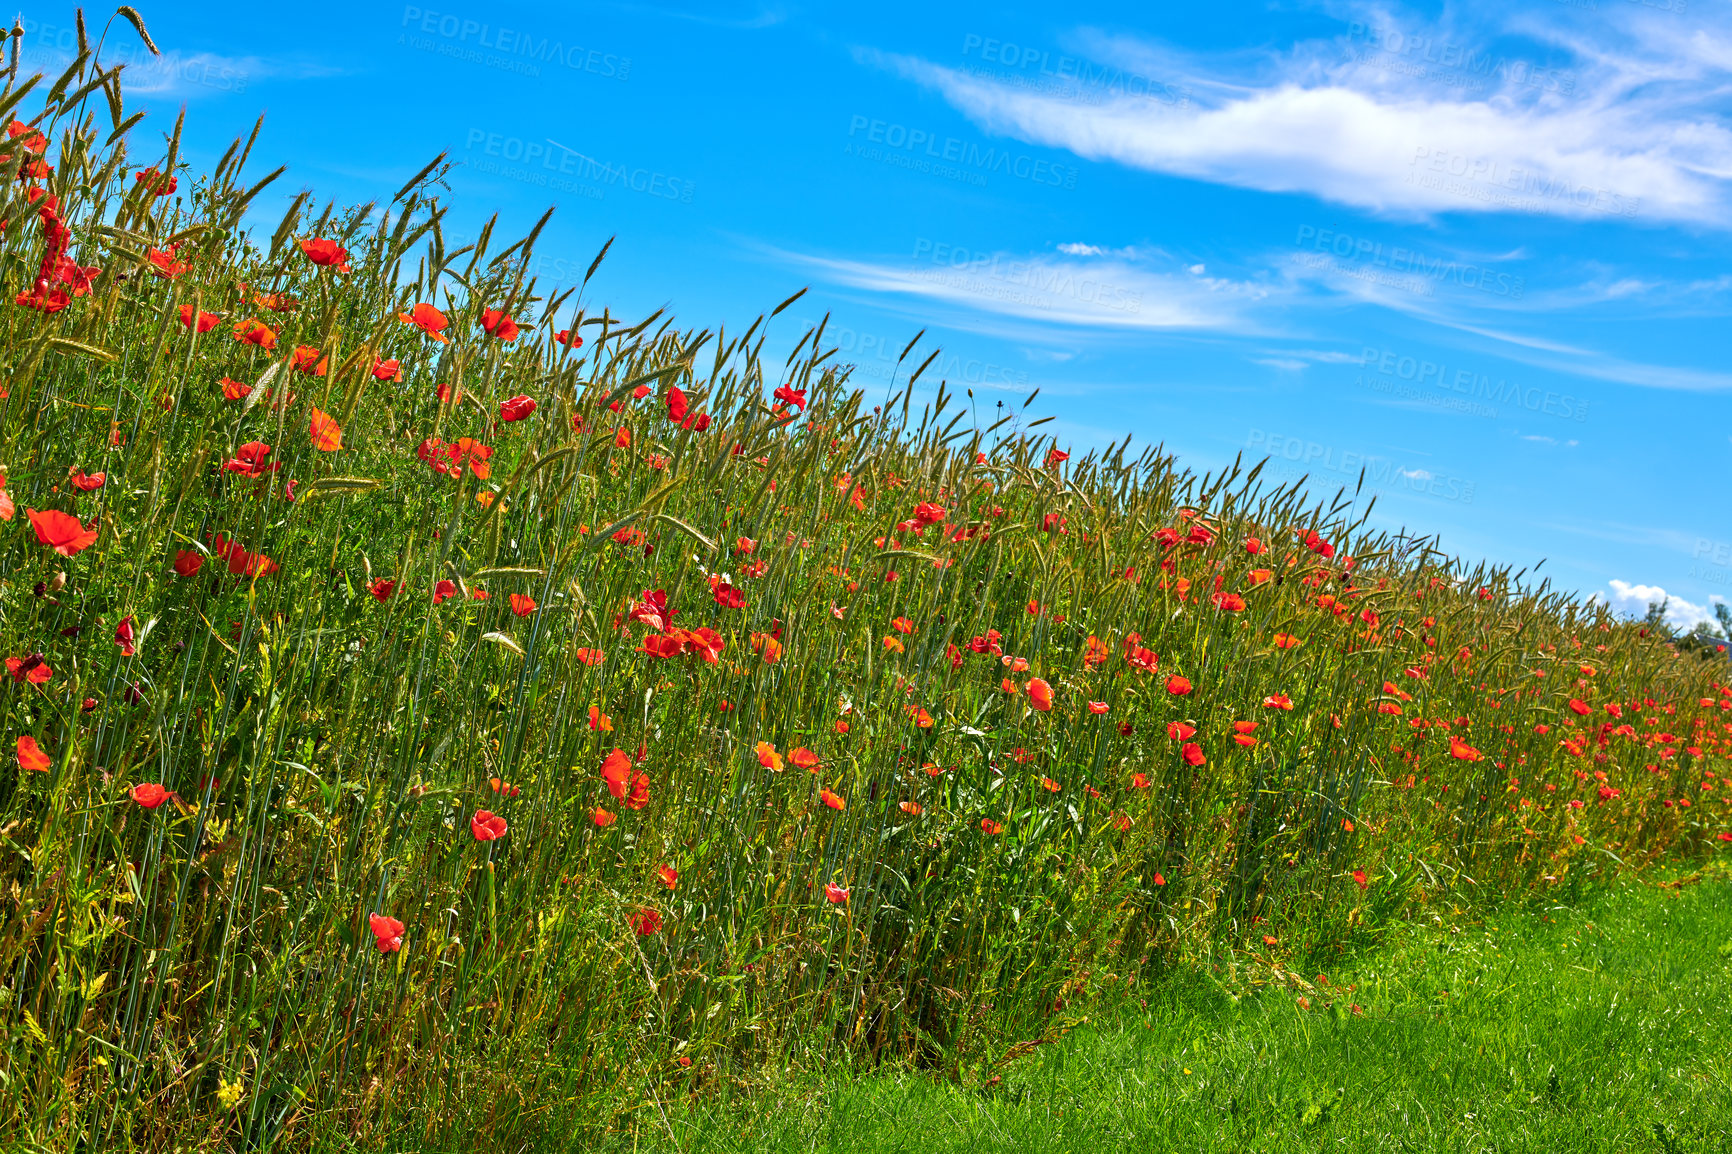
[[0, 26, 1727, 1151]]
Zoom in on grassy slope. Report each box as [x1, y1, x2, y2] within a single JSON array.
[[4, 51, 1732, 1151], [642, 867, 1732, 1154]]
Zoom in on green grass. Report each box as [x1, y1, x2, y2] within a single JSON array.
[[643, 868, 1732, 1154]]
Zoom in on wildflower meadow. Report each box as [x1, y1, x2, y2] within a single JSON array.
[[0, 14, 1728, 1152]]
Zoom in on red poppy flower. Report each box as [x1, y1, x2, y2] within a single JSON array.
[[980, 818, 1004, 835], [232, 317, 277, 350], [824, 882, 849, 904], [221, 441, 279, 477], [372, 358, 401, 381], [178, 304, 219, 332], [1026, 678, 1054, 712], [5, 655, 50, 684], [309, 408, 343, 452], [6, 118, 45, 152], [712, 581, 745, 609], [130, 782, 173, 808], [658, 865, 679, 889], [480, 308, 520, 340], [601, 748, 634, 798], [70, 469, 105, 491], [1167, 721, 1196, 741], [1181, 742, 1207, 767], [1449, 738, 1483, 761], [1273, 633, 1301, 649], [1263, 694, 1294, 710], [147, 246, 188, 278], [369, 579, 396, 602], [820, 789, 846, 810], [575, 647, 605, 666], [368, 913, 405, 953], [1126, 645, 1159, 672], [16, 735, 49, 773], [592, 806, 617, 827], [27, 508, 98, 555], [134, 166, 177, 195], [15, 283, 69, 313], [471, 810, 508, 841], [754, 741, 785, 772], [628, 909, 662, 936], [1212, 592, 1246, 612], [555, 327, 584, 348], [288, 345, 328, 376], [665, 386, 689, 423], [509, 593, 536, 617], [1352, 869, 1368, 890], [433, 579, 457, 605], [400, 302, 449, 342], [451, 438, 493, 479], [298, 237, 352, 272], [788, 747, 820, 772], [1165, 675, 1192, 696], [115, 616, 136, 657], [211, 534, 279, 579], [500, 395, 537, 422]]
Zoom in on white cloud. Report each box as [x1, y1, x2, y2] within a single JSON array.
[[1057, 242, 1106, 256], [862, 19, 1732, 226], [764, 242, 1281, 333], [1603, 579, 1726, 631]]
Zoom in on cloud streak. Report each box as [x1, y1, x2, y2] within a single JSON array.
[[863, 23, 1732, 226]]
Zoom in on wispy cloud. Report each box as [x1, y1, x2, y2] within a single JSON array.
[[861, 14, 1732, 227], [763, 242, 1282, 334]]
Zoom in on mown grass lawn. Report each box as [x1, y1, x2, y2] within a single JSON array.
[[642, 867, 1732, 1154]]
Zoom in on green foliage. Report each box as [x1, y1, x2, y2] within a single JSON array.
[[0, 43, 1726, 1153]]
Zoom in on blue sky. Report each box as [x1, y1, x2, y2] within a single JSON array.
[[28, 0, 1732, 627]]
